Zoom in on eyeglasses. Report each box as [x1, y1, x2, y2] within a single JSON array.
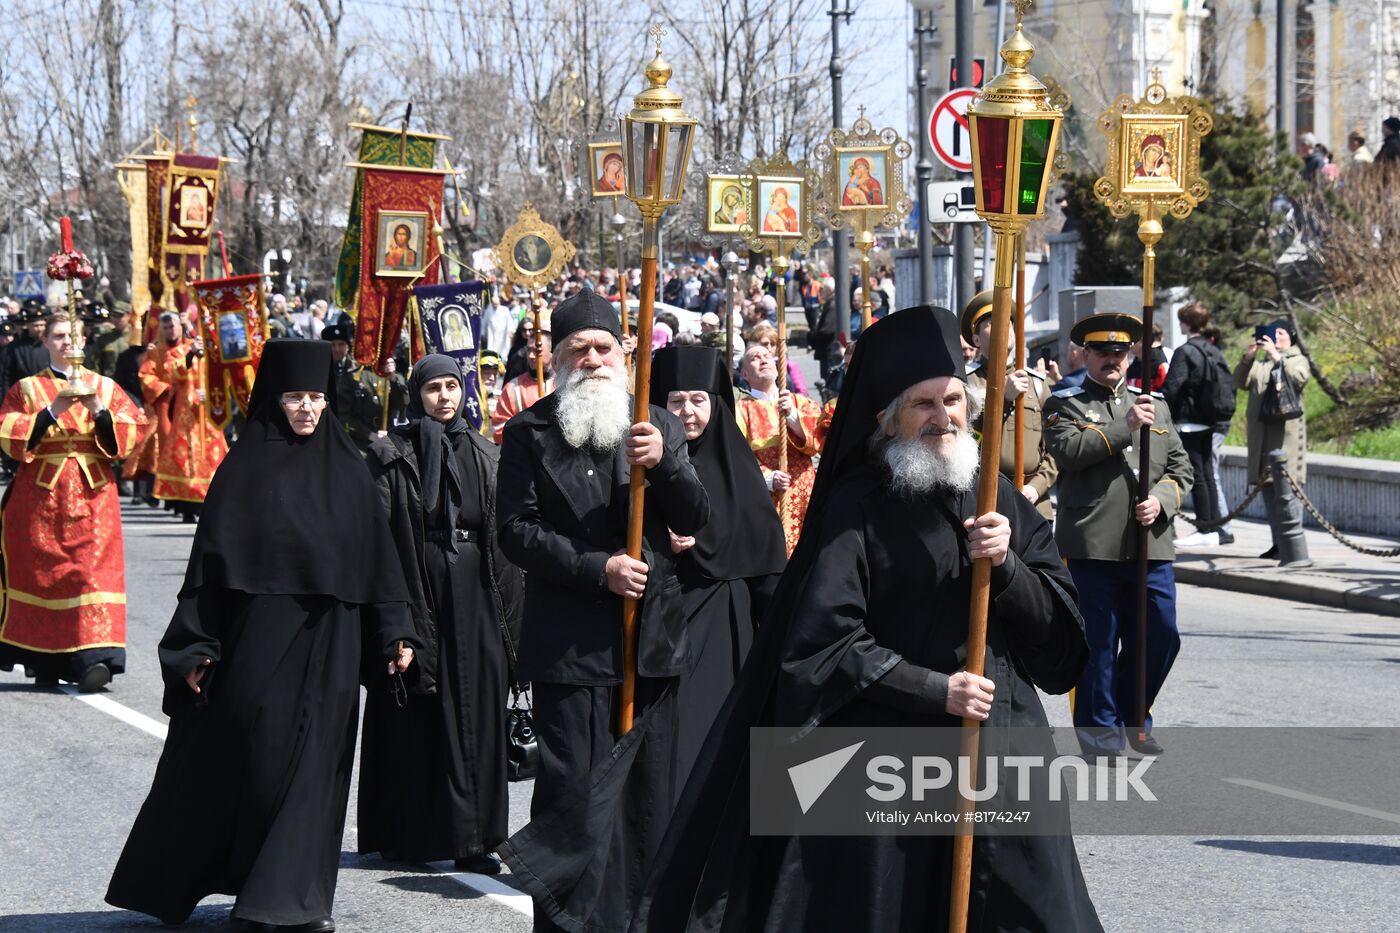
[[280, 392, 327, 410]]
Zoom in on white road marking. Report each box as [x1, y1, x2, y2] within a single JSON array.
[[58, 685, 169, 740], [427, 862, 534, 917], [1223, 777, 1400, 826], [37, 677, 532, 918]]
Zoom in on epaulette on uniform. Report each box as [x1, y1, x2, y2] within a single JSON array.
[[1028, 368, 1047, 381], [966, 359, 984, 375], [1126, 385, 1142, 394], [1051, 385, 1085, 399]]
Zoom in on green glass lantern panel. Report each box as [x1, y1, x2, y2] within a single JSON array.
[[1016, 119, 1054, 215], [975, 117, 1010, 213]]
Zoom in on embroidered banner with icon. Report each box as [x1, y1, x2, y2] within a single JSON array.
[[334, 127, 441, 312], [191, 273, 268, 428], [353, 168, 443, 372], [413, 279, 486, 430], [165, 154, 221, 255]]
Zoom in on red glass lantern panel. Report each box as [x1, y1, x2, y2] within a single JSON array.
[[975, 116, 1010, 214]]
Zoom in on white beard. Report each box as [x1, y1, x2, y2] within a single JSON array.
[[556, 361, 631, 452], [883, 428, 980, 497]]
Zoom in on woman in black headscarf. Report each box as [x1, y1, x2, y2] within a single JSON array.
[[650, 345, 787, 784], [359, 354, 523, 874], [107, 340, 417, 932]]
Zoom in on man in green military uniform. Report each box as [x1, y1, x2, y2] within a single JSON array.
[[1044, 312, 1192, 762], [324, 322, 408, 452], [83, 302, 132, 379], [960, 290, 1058, 520]]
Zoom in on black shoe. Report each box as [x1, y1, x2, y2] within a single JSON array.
[[453, 852, 502, 875], [1259, 545, 1278, 559], [293, 919, 334, 933], [1128, 734, 1164, 756], [35, 674, 58, 689], [1217, 531, 1235, 545], [78, 662, 111, 693]]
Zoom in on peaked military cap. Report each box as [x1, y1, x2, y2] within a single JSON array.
[[959, 289, 995, 346], [1071, 312, 1142, 352]]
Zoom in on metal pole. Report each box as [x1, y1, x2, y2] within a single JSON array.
[[1275, 0, 1290, 138], [955, 0, 976, 313], [830, 0, 853, 339], [914, 11, 936, 305], [1134, 203, 1162, 749]]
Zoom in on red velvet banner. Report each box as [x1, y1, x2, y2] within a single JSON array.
[[354, 168, 442, 372], [165, 154, 221, 255], [191, 273, 267, 428]]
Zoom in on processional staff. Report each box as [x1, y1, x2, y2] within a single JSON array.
[[952, 4, 1064, 929], [615, 27, 698, 736]]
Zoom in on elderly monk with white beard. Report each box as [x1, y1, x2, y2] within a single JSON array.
[[632, 307, 1101, 933], [494, 287, 709, 933]]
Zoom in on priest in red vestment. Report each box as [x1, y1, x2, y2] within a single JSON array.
[[139, 312, 228, 520], [0, 315, 145, 691], [735, 343, 822, 554]]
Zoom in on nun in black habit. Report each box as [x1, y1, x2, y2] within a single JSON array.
[[359, 353, 524, 872], [649, 345, 786, 785], [106, 340, 418, 932], [631, 308, 1102, 933]]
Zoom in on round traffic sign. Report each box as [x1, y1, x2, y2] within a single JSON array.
[[928, 88, 978, 174]]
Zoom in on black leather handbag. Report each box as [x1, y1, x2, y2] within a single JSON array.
[[506, 684, 538, 782], [1260, 362, 1304, 422]]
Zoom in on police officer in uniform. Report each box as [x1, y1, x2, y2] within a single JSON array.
[[960, 290, 1058, 520], [1, 299, 51, 401], [324, 322, 408, 451], [1043, 312, 1192, 761], [83, 301, 132, 379]]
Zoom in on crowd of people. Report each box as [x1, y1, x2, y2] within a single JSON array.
[[0, 258, 1313, 931]]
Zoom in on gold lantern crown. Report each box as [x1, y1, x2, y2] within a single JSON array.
[[629, 38, 684, 120], [976, 19, 1051, 118]]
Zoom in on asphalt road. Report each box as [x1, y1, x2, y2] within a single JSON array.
[[2, 500, 1398, 932]]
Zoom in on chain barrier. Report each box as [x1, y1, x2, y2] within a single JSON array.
[[1281, 469, 1400, 559], [1178, 482, 1264, 532]]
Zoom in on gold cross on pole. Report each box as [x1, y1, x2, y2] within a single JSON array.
[[857, 104, 867, 122], [1012, 0, 1034, 27], [648, 23, 667, 53], [186, 95, 198, 153]]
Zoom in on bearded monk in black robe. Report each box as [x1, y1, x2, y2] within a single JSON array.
[[631, 307, 1103, 933], [106, 340, 418, 932]]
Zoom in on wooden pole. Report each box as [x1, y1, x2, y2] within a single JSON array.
[[617, 214, 661, 737], [773, 254, 790, 532], [1135, 201, 1162, 747], [948, 231, 1016, 933], [379, 376, 391, 433], [532, 289, 546, 390], [1013, 233, 1027, 488]]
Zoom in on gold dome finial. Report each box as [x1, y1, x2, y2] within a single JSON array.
[[633, 25, 684, 112]]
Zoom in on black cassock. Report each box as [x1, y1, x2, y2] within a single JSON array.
[[359, 422, 523, 862], [107, 592, 411, 925], [106, 339, 416, 928], [632, 463, 1103, 933]]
